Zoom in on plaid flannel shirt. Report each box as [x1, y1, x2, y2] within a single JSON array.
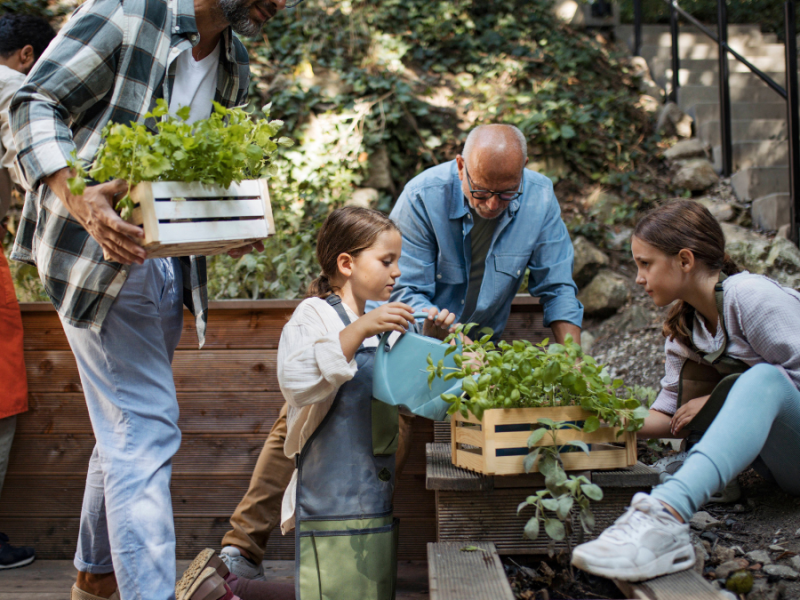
[[9, 0, 251, 347]]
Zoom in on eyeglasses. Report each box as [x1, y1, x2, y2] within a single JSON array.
[[464, 165, 524, 202], [285, 0, 306, 7]]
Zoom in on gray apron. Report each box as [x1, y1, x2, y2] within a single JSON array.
[[294, 294, 399, 600], [677, 273, 750, 433]]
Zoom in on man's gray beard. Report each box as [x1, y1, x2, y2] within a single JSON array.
[[219, 0, 262, 38]]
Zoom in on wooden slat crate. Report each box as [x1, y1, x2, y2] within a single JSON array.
[[130, 180, 274, 258], [3, 297, 549, 560], [451, 405, 637, 476], [427, 443, 659, 556]]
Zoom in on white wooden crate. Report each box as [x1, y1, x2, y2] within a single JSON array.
[[130, 179, 274, 258]]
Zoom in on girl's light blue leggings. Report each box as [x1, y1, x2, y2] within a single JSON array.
[[652, 363, 800, 522]]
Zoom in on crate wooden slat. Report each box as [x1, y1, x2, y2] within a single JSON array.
[[427, 542, 514, 600], [614, 570, 729, 600], [452, 405, 637, 476], [130, 179, 274, 258]]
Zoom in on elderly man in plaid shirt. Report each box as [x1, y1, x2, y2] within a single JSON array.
[[9, 0, 288, 598]]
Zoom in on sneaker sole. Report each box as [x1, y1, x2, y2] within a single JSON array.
[[572, 543, 696, 582], [176, 549, 219, 599], [0, 555, 35, 570]]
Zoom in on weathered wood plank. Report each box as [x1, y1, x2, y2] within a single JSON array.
[[428, 542, 514, 600], [426, 443, 491, 491], [614, 570, 728, 600]]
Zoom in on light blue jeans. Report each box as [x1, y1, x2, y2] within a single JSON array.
[[60, 259, 183, 600], [652, 363, 800, 522]]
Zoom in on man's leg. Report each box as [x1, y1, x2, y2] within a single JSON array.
[[221, 404, 293, 565], [64, 258, 184, 600]]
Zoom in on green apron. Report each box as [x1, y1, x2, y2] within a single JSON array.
[[677, 273, 750, 433], [294, 295, 399, 600]]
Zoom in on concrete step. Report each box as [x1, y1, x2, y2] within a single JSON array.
[[692, 102, 788, 125], [731, 167, 789, 201], [641, 42, 787, 65], [617, 24, 766, 50], [698, 118, 787, 147], [654, 56, 787, 85], [665, 69, 785, 89], [752, 193, 791, 231], [712, 139, 788, 171], [677, 85, 785, 111]]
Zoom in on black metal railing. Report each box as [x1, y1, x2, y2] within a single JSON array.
[[632, 0, 800, 244]]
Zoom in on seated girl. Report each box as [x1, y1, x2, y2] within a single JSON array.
[[175, 206, 455, 600], [572, 199, 800, 582]]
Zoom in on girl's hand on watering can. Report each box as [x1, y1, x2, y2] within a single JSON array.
[[421, 307, 457, 340], [356, 302, 416, 338]]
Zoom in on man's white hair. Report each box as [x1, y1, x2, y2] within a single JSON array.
[[462, 124, 528, 163]]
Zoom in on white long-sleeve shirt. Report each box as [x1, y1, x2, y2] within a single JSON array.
[[278, 297, 379, 533], [652, 273, 800, 415]]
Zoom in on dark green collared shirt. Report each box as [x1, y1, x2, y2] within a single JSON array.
[[10, 0, 251, 346]]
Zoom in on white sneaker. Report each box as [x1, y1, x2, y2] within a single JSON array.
[[219, 546, 266, 581], [652, 451, 688, 484], [571, 492, 695, 581]]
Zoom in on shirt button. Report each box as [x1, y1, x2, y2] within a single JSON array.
[[437, 274, 442, 280], [190, 34, 198, 41], [517, 269, 521, 275], [461, 300, 465, 304]]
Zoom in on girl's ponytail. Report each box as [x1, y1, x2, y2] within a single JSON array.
[[306, 206, 399, 299], [634, 200, 734, 348], [307, 273, 334, 299]]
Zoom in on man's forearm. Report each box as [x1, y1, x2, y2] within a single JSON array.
[[43, 167, 72, 204], [550, 320, 581, 345]]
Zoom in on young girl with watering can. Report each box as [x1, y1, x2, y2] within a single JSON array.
[[174, 206, 455, 600], [572, 199, 800, 582]]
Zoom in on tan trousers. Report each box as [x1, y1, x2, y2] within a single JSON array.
[[222, 403, 415, 562]]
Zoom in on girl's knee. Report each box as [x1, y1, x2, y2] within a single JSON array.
[[733, 363, 791, 405]]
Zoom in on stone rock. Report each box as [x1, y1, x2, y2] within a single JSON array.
[[745, 550, 772, 565], [693, 539, 706, 575], [690, 511, 722, 531], [346, 187, 379, 209], [528, 156, 571, 179], [697, 197, 736, 222], [361, 146, 394, 191], [629, 57, 662, 98], [664, 139, 707, 161], [583, 188, 623, 223], [763, 564, 798, 580], [713, 545, 737, 565], [673, 159, 720, 192], [768, 545, 785, 552], [637, 94, 660, 115], [657, 102, 693, 138], [577, 270, 630, 318], [721, 223, 771, 274], [752, 193, 791, 232], [572, 236, 610, 287], [746, 579, 783, 600], [790, 555, 800, 571], [616, 304, 653, 331], [717, 559, 750, 579], [777, 224, 791, 239], [765, 237, 800, 289], [580, 331, 596, 355], [795, 527, 800, 536]]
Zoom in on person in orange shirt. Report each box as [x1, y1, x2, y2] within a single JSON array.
[[0, 12, 56, 570]]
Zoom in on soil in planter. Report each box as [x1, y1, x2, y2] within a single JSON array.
[[504, 553, 625, 600]]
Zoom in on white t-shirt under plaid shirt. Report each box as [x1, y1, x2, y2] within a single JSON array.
[[652, 272, 800, 415]]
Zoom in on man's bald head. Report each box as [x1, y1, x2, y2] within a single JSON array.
[[462, 124, 527, 182], [456, 124, 528, 219]]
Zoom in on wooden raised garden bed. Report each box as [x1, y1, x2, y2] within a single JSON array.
[[451, 405, 637, 476], [130, 179, 274, 258]]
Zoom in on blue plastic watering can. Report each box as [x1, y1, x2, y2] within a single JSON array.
[[372, 313, 465, 421]]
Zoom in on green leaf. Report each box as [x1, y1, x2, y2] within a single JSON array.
[[567, 440, 590, 456], [541, 498, 559, 511], [582, 415, 600, 433], [544, 518, 566, 541], [176, 105, 192, 121], [556, 495, 574, 520], [580, 483, 604, 501], [523, 448, 541, 474], [524, 516, 540, 540], [527, 428, 546, 448]]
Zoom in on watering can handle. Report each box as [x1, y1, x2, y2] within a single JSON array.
[[378, 312, 433, 351]]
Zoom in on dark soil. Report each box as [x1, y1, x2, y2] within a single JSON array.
[[504, 554, 626, 600]]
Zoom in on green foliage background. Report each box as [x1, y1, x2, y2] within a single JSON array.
[[4, 0, 666, 301]]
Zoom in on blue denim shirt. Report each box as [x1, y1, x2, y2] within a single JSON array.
[[377, 160, 583, 339]]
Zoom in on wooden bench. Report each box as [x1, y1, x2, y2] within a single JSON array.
[[614, 571, 729, 600], [427, 542, 514, 600], [427, 442, 660, 555]]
